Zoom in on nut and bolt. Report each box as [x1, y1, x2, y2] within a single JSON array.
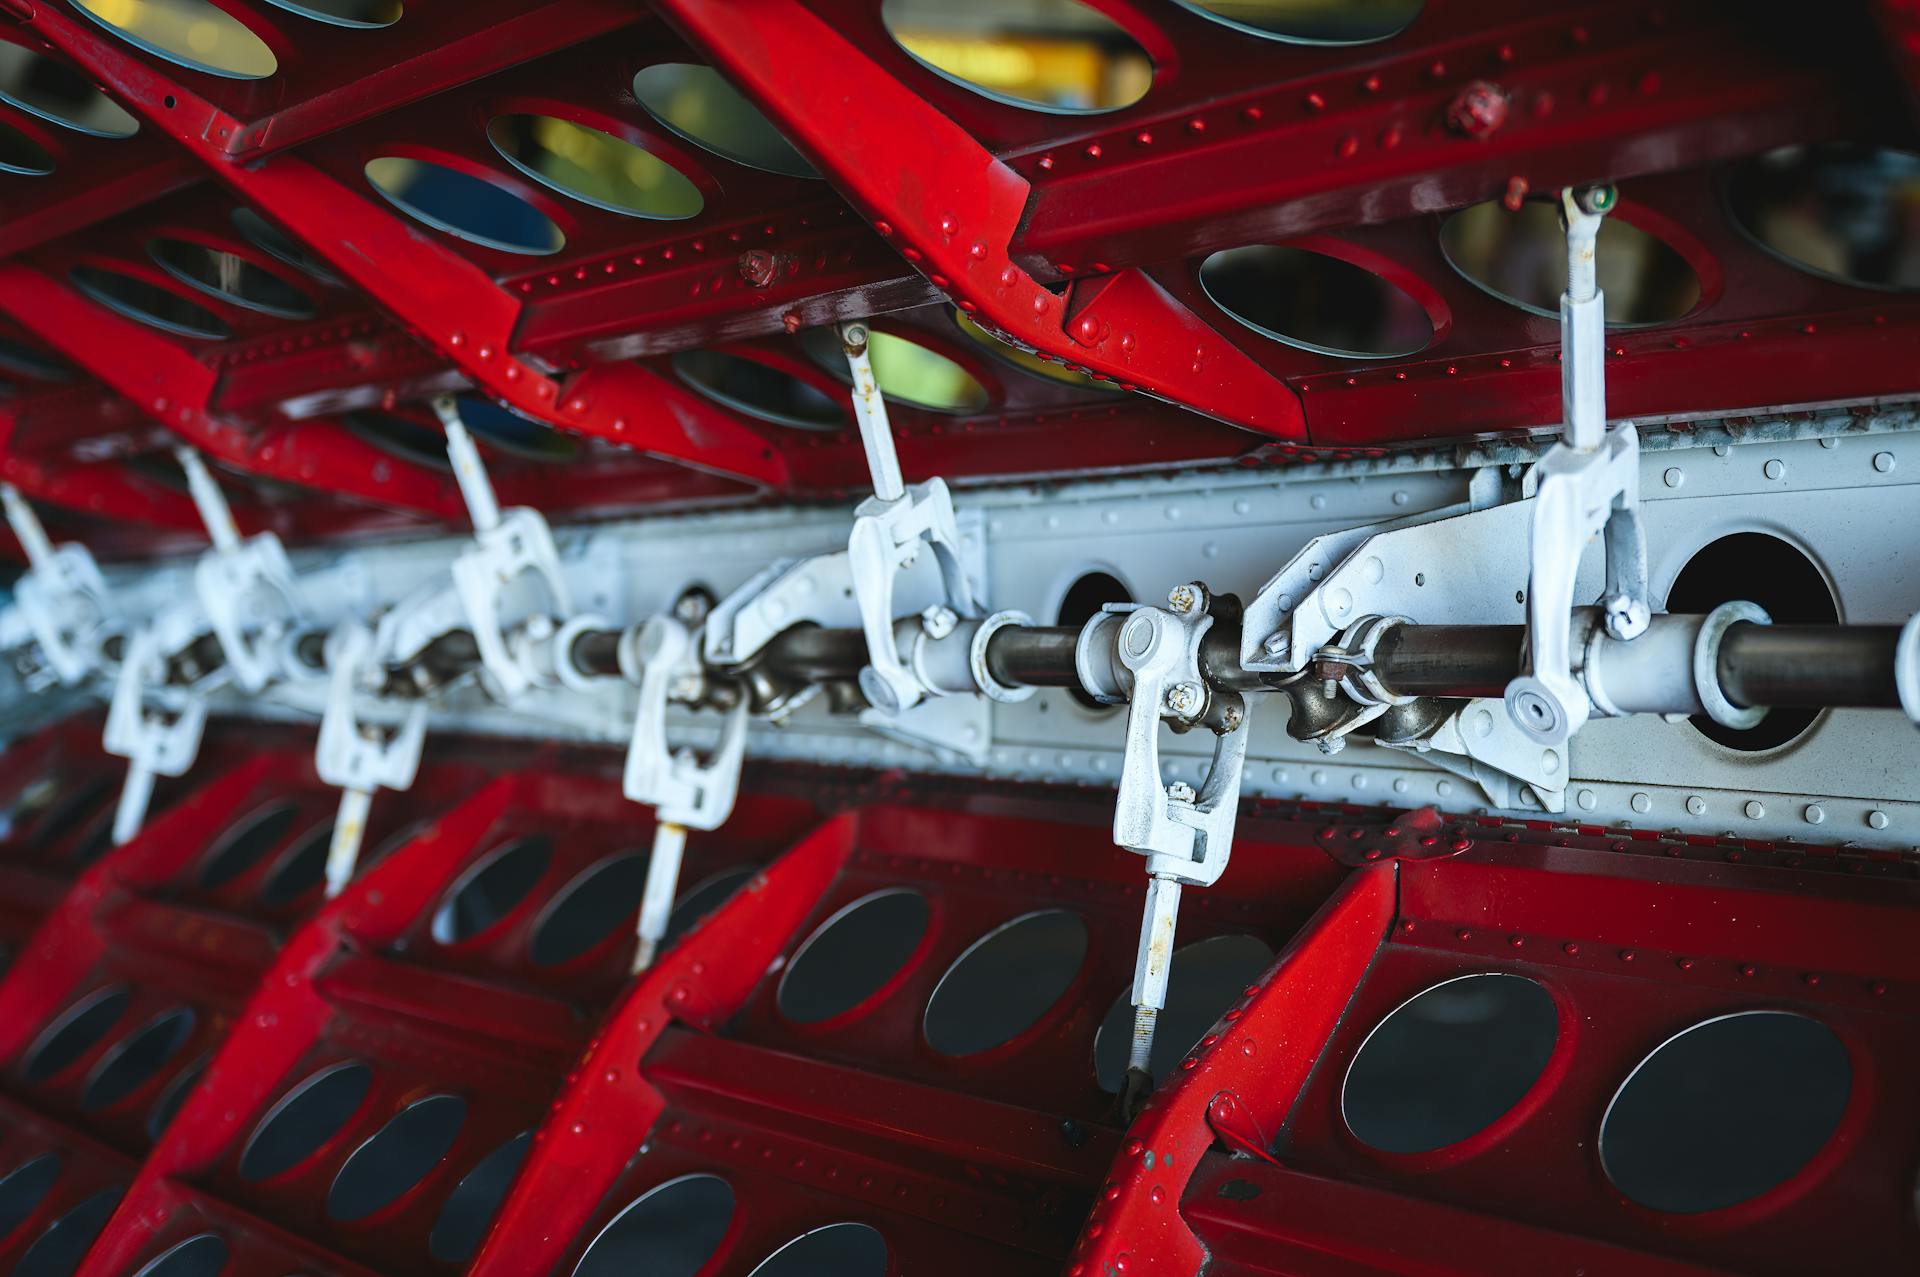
[[1166, 781, 1198, 803], [920, 604, 959, 639], [1220, 703, 1244, 731], [1167, 583, 1203, 615], [1444, 79, 1510, 139], [673, 588, 714, 625], [739, 249, 778, 288], [1164, 681, 1203, 716]]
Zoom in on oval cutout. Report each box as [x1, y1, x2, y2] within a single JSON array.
[[487, 114, 702, 221], [954, 309, 1118, 391], [0, 335, 72, 383], [81, 1007, 195, 1112], [665, 864, 757, 946], [924, 910, 1087, 1056], [880, 0, 1152, 114], [200, 801, 299, 890], [71, 0, 277, 80], [672, 350, 843, 430], [456, 395, 578, 463], [0, 120, 54, 176], [327, 1093, 466, 1222], [1342, 973, 1557, 1154], [0, 1154, 60, 1242], [343, 409, 450, 471], [239, 1060, 373, 1182], [1094, 934, 1273, 1091], [1726, 143, 1920, 291], [573, 1174, 735, 1277], [1200, 245, 1432, 358], [1666, 532, 1836, 751], [364, 156, 565, 256], [21, 985, 129, 1085], [146, 1055, 207, 1141], [747, 1222, 888, 1277], [69, 265, 231, 341], [431, 835, 553, 945], [1601, 1011, 1849, 1213], [1173, 0, 1422, 44], [230, 208, 341, 286], [258, 820, 335, 908], [256, 0, 401, 29], [131, 1234, 227, 1277], [1439, 199, 1701, 326], [429, 1130, 530, 1263], [780, 889, 929, 1024], [631, 63, 816, 179], [803, 327, 990, 414], [13, 1186, 121, 1277], [148, 237, 316, 320], [0, 44, 136, 138], [529, 852, 647, 967]]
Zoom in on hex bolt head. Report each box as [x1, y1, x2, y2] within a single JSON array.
[[1221, 704, 1243, 731], [1166, 781, 1198, 804], [920, 604, 959, 639], [1164, 681, 1202, 716]]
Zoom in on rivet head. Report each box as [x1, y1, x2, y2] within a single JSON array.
[[1872, 451, 1895, 473]]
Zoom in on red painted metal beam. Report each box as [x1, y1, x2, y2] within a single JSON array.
[[12, 1, 792, 491], [653, 0, 1308, 441]]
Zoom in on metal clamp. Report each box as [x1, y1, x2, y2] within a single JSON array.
[[1693, 601, 1770, 730], [1, 484, 115, 687], [177, 447, 304, 694], [621, 614, 749, 970], [103, 620, 210, 845], [314, 622, 427, 897]]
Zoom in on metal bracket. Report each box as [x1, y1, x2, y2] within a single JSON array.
[[1, 483, 115, 686], [621, 614, 749, 970], [314, 622, 427, 897], [102, 621, 210, 845], [1380, 698, 1569, 813], [177, 446, 303, 694]]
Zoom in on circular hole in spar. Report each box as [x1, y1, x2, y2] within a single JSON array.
[[778, 889, 929, 1025], [129, 1234, 228, 1277], [0, 43, 137, 138], [21, 985, 130, 1085], [145, 1054, 208, 1142], [148, 237, 316, 320], [672, 349, 843, 430], [664, 864, 758, 946], [1438, 198, 1701, 326], [80, 1007, 195, 1113], [1665, 531, 1837, 752], [363, 156, 565, 256], [29, 775, 116, 850], [572, 1174, 735, 1277], [71, 0, 276, 80], [1199, 244, 1433, 358], [880, 0, 1151, 114], [0, 1153, 60, 1243], [0, 117, 54, 176], [69, 265, 232, 341], [257, 820, 336, 908], [255, 0, 401, 29], [745, 1222, 888, 1277], [1726, 142, 1920, 291], [528, 852, 647, 968], [428, 1129, 531, 1264], [199, 801, 300, 890], [953, 308, 1119, 391], [631, 63, 816, 179], [800, 326, 989, 414], [342, 409, 451, 471], [1600, 1010, 1850, 1213], [1171, 0, 1423, 44], [229, 208, 342, 286], [486, 114, 702, 221], [923, 910, 1087, 1056], [431, 835, 553, 945], [239, 1060, 373, 1183], [1342, 973, 1557, 1154], [326, 1094, 466, 1222], [455, 394, 578, 463], [0, 334, 72, 383], [12, 1185, 121, 1277]]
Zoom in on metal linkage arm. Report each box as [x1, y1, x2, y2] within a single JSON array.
[[314, 622, 427, 897], [102, 615, 214, 844], [176, 446, 304, 694], [620, 615, 749, 971], [1080, 584, 1253, 1115], [840, 323, 982, 716], [1, 484, 116, 687], [1504, 185, 1651, 747]]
